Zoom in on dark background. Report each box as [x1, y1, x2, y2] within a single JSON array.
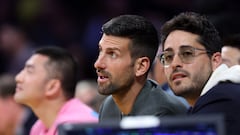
[[0, 0, 239, 81]]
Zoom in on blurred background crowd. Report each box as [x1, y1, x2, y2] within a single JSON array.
[[0, 0, 240, 80]]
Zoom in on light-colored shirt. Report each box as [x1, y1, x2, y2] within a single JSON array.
[[30, 98, 98, 135]]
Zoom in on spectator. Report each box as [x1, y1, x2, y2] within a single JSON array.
[[75, 80, 106, 112], [221, 34, 240, 67], [14, 46, 98, 135], [159, 11, 240, 135], [94, 15, 187, 122]]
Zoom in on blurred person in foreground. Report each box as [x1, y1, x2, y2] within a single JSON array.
[[94, 14, 188, 122], [75, 80, 106, 112], [221, 34, 240, 67], [0, 74, 37, 135], [159, 12, 240, 135], [14, 46, 98, 135]]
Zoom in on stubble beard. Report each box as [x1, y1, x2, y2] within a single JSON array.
[[98, 81, 114, 95], [170, 71, 210, 101], [98, 73, 135, 96]]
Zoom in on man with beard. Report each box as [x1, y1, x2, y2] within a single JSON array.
[[94, 15, 188, 122], [159, 12, 240, 135]]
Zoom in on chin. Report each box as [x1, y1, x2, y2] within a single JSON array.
[[14, 95, 23, 103]]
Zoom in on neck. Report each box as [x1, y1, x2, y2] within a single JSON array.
[[184, 93, 201, 107], [113, 80, 145, 115], [32, 99, 66, 128], [186, 98, 197, 107]]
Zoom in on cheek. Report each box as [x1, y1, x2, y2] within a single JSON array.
[[164, 68, 171, 80], [115, 65, 134, 82], [190, 62, 212, 78], [113, 67, 128, 79], [112, 62, 131, 75], [24, 77, 46, 97]]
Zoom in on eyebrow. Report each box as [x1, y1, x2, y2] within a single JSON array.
[[106, 47, 121, 51], [164, 48, 173, 52], [100, 46, 121, 55], [164, 45, 193, 52], [98, 44, 121, 51], [25, 64, 34, 69]]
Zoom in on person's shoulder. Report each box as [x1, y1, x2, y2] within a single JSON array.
[[201, 82, 240, 102], [211, 82, 240, 94], [98, 95, 121, 122], [99, 95, 116, 111], [146, 79, 172, 97], [60, 98, 98, 118], [145, 80, 187, 107], [146, 79, 165, 92]]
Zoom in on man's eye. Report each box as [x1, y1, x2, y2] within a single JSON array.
[[26, 68, 34, 74], [181, 50, 194, 57], [165, 54, 173, 62], [110, 52, 117, 58]]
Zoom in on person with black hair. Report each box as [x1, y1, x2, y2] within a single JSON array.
[[14, 46, 98, 135], [222, 34, 240, 67], [94, 15, 188, 122], [159, 12, 240, 135]]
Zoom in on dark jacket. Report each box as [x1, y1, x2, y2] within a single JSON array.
[[188, 82, 240, 135]]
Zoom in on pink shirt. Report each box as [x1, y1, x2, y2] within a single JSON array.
[[30, 98, 98, 135]]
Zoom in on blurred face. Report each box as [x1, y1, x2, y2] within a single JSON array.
[[0, 25, 20, 51], [152, 58, 167, 85], [94, 34, 135, 95], [222, 46, 240, 67], [163, 30, 213, 103], [75, 85, 97, 105], [14, 54, 50, 107]]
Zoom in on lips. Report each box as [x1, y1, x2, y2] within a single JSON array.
[[97, 75, 109, 83], [99, 75, 108, 79], [96, 70, 110, 83], [171, 72, 187, 81], [15, 85, 23, 92]]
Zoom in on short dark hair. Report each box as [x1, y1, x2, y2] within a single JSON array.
[[102, 15, 159, 69], [223, 34, 240, 50], [160, 12, 222, 55], [34, 46, 79, 99], [0, 74, 16, 99]]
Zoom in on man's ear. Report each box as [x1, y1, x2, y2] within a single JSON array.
[[135, 57, 150, 77], [211, 52, 222, 70], [45, 79, 61, 98]]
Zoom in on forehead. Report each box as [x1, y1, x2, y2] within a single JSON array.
[[164, 30, 203, 50], [222, 46, 240, 53], [99, 34, 131, 50], [26, 54, 49, 68]]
